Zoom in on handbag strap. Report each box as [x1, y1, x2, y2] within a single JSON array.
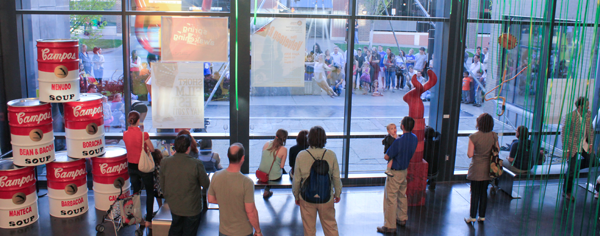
[[267, 147, 280, 175], [140, 129, 147, 154]]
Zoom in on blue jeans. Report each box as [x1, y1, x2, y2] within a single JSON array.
[[384, 70, 395, 89], [169, 212, 202, 236]]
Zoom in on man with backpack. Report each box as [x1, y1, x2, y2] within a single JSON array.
[[292, 126, 343, 236], [377, 117, 419, 234]]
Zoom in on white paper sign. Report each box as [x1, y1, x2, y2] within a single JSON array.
[[151, 62, 205, 128], [252, 18, 306, 87]]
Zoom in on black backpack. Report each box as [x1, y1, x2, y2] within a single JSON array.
[[300, 149, 332, 204]]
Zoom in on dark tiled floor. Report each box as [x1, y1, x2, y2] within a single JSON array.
[[2, 180, 600, 236]]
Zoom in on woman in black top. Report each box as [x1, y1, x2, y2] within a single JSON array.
[[423, 126, 441, 190], [288, 130, 309, 179]]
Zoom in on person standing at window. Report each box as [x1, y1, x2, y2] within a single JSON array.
[[160, 134, 210, 236], [257, 129, 288, 199], [123, 111, 156, 229], [79, 44, 92, 75], [292, 126, 342, 236], [562, 97, 594, 201], [377, 117, 418, 234], [464, 113, 498, 224], [92, 47, 105, 84], [208, 143, 263, 236]]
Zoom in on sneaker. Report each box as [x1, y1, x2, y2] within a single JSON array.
[[464, 217, 476, 224], [263, 191, 273, 200], [477, 217, 485, 222], [376, 226, 396, 234], [396, 220, 407, 227], [385, 171, 394, 177]]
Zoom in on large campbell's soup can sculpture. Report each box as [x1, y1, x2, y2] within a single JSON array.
[[0, 159, 38, 229], [36, 39, 80, 103], [7, 98, 55, 166], [91, 147, 130, 211], [46, 152, 88, 218], [64, 93, 105, 158]]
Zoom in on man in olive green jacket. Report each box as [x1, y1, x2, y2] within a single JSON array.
[[561, 97, 595, 201]]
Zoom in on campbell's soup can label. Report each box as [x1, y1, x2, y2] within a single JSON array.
[[8, 98, 56, 166], [36, 39, 79, 81], [94, 187, 130, 211], [0, 159, 39, 229], [36, 39, 80, 103], [46, 152, 87, 198], [64, 93, 105, 158], [38, 80, 80, 103], [91, 147, 130, 193], [48, 194, 88, 218]]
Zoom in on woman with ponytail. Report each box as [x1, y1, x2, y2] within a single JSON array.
[[123, 111, 155, 228], [257, 129, 288, 199]]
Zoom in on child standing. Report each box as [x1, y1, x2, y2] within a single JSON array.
[[462, 71, 471, 103], [361, 64, 371, 95], [382, 123, 398, 177]]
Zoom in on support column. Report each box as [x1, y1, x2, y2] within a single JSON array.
[[231, 0, 251, 173]]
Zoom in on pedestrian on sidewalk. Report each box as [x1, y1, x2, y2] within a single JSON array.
[[462, 71, 471, 103], [384, 48, 396, 91]]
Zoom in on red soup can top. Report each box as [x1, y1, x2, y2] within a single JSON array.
[[46, 152, 87, 189], [64, 93, 103, 122], [36, 39, 79, 73], [0, 159, 36, 200], [36, 39, 79, 62], [91, 147, 128, 185], [7, 98, 52, 128]]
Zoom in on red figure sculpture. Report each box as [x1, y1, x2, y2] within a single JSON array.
[[403, 69, 438, 206]]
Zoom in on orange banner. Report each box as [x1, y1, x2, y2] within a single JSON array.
[[161, 17, 228, 62]]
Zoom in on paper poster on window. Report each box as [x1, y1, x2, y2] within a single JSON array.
[[161, 17, 228, 62], [151, 62, 205, 128], [252, 18, 306, 87]]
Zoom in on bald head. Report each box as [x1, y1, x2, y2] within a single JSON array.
[[227, 142, 245, 164]]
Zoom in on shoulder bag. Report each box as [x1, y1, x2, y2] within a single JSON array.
[[256, 148, 280, 183], [138, 131, 155, 173], [489, 133, 503, 179]]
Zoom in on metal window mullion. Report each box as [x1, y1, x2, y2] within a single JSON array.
[[122, 0, 131, 126], [342, 0, 358, 180]]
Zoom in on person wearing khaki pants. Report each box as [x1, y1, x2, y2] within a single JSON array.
[[377, 117, 418, 234], [383, 169, 408, 229], [299, 200, 338, 236], [292, 126, 343, 236]]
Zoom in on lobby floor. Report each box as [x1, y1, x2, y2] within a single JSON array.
[[2, 180, 600, 236]]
